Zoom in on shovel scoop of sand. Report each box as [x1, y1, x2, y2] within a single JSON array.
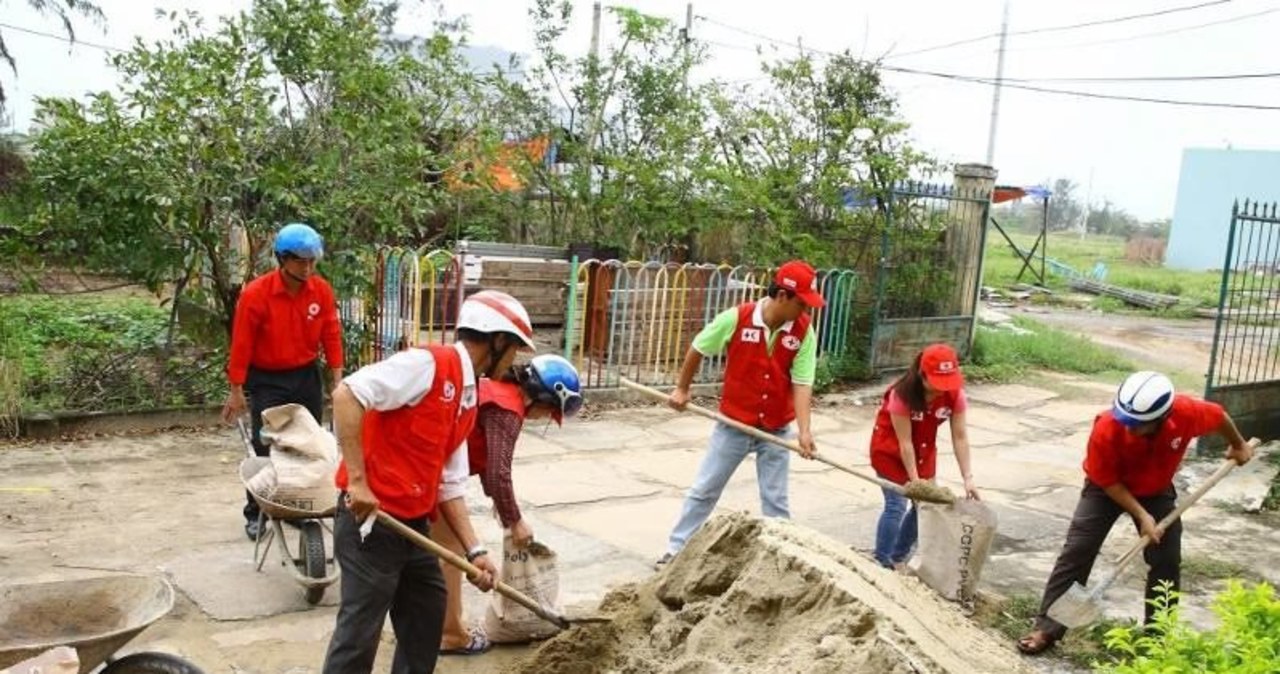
[[904, 479, 956, 504]]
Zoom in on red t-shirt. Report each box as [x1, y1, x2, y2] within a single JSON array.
[[227, 270, 344, 385], [1082, 395, 1225, 497]]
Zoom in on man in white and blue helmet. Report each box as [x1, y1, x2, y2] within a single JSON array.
[[1017, 371, 1254, 656]]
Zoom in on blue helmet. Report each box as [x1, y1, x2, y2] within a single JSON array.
[[519, 354, 582, 422], [274, 223, 324, 260]]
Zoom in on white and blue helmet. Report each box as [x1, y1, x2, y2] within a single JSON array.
[[519, 354, 583, 422], [1112, 371, 1174, 427], [274, 223, 324, 260]]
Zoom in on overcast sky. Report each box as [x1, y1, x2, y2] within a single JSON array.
[[3, 0, 1278, 220]]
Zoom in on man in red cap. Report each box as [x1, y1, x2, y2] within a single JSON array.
[[655, 260, 825, 567]]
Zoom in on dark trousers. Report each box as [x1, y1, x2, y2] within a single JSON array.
[[1034, 480, 1182, 638], [243, 363, 324, 522], [322, 498, 447, 674]]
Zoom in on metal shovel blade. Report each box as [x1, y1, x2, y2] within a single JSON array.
[[1046, 581, 1103, 628]]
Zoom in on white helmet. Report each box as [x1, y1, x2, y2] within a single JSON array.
[[458, 290, 535, 349], [1113, 371, 1174, 427]]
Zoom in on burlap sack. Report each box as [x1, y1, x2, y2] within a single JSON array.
[[254, 403, 338, 512], [909, 499, 998, 603], [484, 535, 563, 643]]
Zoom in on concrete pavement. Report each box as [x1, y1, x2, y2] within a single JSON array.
[[2, 372, 1276, 673]]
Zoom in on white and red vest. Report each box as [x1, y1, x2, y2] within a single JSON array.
[[466, 379, 526, 477], [719, 302, 811, 430], [334, 344, 478, 519], [869, 388, 961, 484]]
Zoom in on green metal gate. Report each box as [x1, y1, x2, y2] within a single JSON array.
[[869, 181, 993, 371], [1204, 200, 1280, 447]]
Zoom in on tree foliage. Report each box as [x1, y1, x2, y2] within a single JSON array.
[[7, 0, 936, 333]]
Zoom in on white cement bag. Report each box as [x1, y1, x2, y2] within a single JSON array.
[[484, 535, 563, 643], [910, 499, 998, 603], [257, 403, 338, 512]]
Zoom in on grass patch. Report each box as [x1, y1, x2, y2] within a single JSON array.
[[975, 591, 1130, 670], [982, 232, 1221, 311], [1263, 451, 1280, 512], [967, 316, 1135, 383], [0, 294, 224, 413], [1181, 554, 1261, 584]]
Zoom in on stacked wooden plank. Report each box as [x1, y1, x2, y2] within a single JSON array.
[[472, 257, 572, 326]]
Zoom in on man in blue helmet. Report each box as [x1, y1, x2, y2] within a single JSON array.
[[1017, 370, 1254, 656], [222, 223, 345, 540]]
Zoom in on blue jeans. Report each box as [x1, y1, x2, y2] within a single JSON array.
[[666, 422, 792, 554], [874, 484, 918, 567]]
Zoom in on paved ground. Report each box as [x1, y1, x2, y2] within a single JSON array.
[[2, 372, 1277, 673]]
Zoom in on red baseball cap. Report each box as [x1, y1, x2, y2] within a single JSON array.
[[920, 343, 964, 391], [774, 260, 826, 308]]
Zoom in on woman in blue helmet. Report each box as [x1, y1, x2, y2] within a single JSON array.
[[433, 354, 583, 655], [222, 223, 345, 540]]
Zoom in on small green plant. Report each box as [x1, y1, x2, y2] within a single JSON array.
[[1095, 581, 1280, 673]]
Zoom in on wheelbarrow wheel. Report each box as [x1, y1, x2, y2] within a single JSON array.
[[300, 519, 327, 605], [101, 652, 205, 674]]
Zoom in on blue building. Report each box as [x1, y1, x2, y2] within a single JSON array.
[[1167, 148, 1280, 270]]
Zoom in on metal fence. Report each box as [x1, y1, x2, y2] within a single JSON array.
[[1204, 201, 1280, 447], [869, 182, 992, 371], [338, 246, 462, 368], [562, 260, 859, 389]]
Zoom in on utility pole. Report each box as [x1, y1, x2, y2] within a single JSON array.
[[590, 2, 602, 62], [985, 0, 1010, 166]]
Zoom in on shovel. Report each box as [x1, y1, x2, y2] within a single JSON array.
[[619, 377, 955, 505], [1046, 437, 1262, 628], [374, 512, 609, 630]]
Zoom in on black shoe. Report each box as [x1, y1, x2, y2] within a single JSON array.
[[245, 519, 262, 541]]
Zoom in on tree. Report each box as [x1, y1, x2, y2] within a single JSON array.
[[1044, 177, 1083, 232], [17, 0, 487, 338], [0, 0, 104, 113]]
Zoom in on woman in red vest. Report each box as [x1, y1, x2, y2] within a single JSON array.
[[869, 343, 980, 569], [434, 354, 583, 655]]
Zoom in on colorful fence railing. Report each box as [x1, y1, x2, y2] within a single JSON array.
[[338, 246, 461, 369], [338, 249, 859, 388], [562, 260, 859, 389]]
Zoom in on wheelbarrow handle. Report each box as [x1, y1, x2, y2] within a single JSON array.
[[618, 377, 908, 497], [374, 512, 570, 630], [1113, 437, 1261, 566]]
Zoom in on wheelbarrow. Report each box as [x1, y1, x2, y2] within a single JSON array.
[[0, 574, 203, 674], [237, 418, 340, 606]]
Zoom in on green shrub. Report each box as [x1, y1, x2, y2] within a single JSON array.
[[1096, 581, 1280, 673]]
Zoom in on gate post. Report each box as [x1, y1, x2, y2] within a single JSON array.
[[953, 163, 998, 353]]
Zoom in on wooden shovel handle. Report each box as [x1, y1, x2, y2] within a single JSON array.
[[1112, 437, 1261, 566], [618, 377, 909, 497], [375, 512, 569, 629]]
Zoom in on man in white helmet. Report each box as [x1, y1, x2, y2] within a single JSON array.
[[321, 290, 536, 674], [1017, 371, 1254, 656]]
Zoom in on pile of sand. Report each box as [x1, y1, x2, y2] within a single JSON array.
[[512, 513, 1029, 674]]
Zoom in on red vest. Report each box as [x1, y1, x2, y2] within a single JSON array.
[[334, 344, 478, 519], [719, 302, 811, 430], [466, 379, 526, 477], [870, 387, 961, 484]]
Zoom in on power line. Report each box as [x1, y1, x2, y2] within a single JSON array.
[[885, 65, 1280, 110], [888, 0, 1235, 59], [0, 20, 125, 54], [1006, 6, 1280, 53]]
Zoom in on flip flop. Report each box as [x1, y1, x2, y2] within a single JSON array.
[[441, 631, 491, 656], [1016, 629, 1057, 656]]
